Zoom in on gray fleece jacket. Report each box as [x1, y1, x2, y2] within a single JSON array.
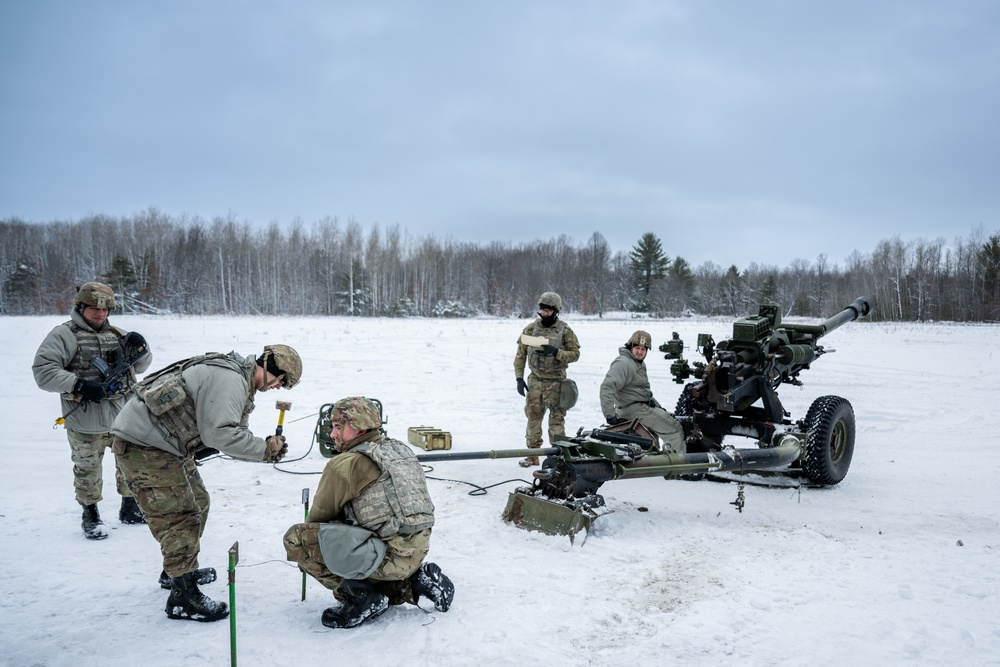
[[599, 347, 658, 418], [32, 309, 153, 434], [110, 352, 267, 461]]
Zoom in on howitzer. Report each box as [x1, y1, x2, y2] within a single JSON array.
[[413, 297, 873, 541], [416, 424, 822, 542], [661, 296, 873, 485], [54, 337, 150, 427]]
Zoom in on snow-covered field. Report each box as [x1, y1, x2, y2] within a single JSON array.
[[3, 312, 998, 666]]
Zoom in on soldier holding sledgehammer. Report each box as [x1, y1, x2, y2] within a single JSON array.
[[110, 344, 302, 622]]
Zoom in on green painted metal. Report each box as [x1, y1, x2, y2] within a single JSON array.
[[228, 542, 239, 667], [501, 491, 593, 544]]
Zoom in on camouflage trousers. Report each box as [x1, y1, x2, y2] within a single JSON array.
[[66, 430, 132, 506], [283, 523, 430, 604], [617, 404, 686, 452], [524, 375, 566, 448], [113, 438, 210, 577]]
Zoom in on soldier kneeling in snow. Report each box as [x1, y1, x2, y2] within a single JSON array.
[[283, 396, 455, 629]]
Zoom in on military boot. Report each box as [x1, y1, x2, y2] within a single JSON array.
[[411, 562, 455, 612], [518, 456, 539, 468], [159, 567, 217, 589], [81, 504, 109, 540], [165, 572, 229, 622], [321, 579, 389, 629], [118, 497, 146, 525]]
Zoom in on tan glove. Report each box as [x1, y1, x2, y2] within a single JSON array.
[[264, 434, 287, 462]]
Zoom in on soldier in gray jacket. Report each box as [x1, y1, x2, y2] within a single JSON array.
[[110, 344, 301, 622], [284, 397, 454, 629], [32, 282, 153, 540], [600, 330, 685, 452]]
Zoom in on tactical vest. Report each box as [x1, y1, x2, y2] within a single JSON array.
[[67, 322, 127, 387], [344, 437, 435, 539], [135, 353, 255, 456], [526, 319, 571, 377]]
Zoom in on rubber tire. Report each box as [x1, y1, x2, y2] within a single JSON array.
[[802, 395, 855, 485]]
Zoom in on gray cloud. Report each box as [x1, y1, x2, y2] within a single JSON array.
[[2, 0, 997, 268]]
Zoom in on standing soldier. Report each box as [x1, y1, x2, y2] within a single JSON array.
[[110, 344, 301, 622], [32, 281, 153, 540], [600, 330, 686, 452], [284, 396, 455, 629], [513, 291, 581, 468]]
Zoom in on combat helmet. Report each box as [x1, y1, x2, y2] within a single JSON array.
[[74, 282, 116, 309], [538, 291, 562, 312], [259, 344, 303, 389], [328, 397, 383, 431], [626, 330, 652, 349]]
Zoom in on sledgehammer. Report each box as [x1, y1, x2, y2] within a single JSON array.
[[275, 401, 292, 436]]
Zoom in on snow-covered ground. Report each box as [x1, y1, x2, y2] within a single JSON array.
[[3, 312, 998, 667]]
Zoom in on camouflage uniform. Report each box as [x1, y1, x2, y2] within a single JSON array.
[[32, 284, 152, 509], [284, 429, 434, 604], [284, 397, 452, 619], [513, 293, 581, 458], [600, 333, 685, 452]]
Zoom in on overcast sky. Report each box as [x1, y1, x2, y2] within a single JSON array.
[[2, 1, 998, 268]]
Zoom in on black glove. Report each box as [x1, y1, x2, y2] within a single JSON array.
[[516, 378, 527, 396], [193, 447, 220, 462], [536, 345, 558, 357], [75, 380, 107, 403], [123, 332, 148, 360], [606, 415, 626, 426]]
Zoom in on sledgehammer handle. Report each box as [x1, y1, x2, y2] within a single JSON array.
[[275, 401, 292, 436], [229, 542, 239, 667], [301, 488, 309, 601]]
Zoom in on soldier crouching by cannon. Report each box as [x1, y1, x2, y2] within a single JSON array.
[[284, 397, 455, 629]]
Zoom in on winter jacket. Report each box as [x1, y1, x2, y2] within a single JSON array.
[[600, 347, 657, 417], [32, 310, 153, 434], [110, 352, 267, 461]]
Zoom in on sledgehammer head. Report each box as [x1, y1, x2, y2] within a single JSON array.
[[275, 401, 292, 435]]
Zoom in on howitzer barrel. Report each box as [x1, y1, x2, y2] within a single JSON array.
[[784, 296, 873, 337], [611, 439, 803, 480], [416, 447, 560, 462], [775, 343, 816, 366]]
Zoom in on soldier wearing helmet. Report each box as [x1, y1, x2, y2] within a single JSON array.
[[284, 396, 455, 629], [109, 343, 302, 623], [513, 291, 581, 467], [599, 330, 686, 452], [32, 281, 153, 540]]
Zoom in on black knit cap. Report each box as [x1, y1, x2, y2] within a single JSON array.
[[257, 352, 284, 384]]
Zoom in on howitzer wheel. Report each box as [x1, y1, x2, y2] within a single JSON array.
[[802, 395, 855, 485]]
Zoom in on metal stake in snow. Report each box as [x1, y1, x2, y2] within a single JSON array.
[[229, 542, 239, 667], [301, 488, 310, 601]]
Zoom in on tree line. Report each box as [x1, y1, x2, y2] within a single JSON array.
[[2, 209, 999, 322]]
